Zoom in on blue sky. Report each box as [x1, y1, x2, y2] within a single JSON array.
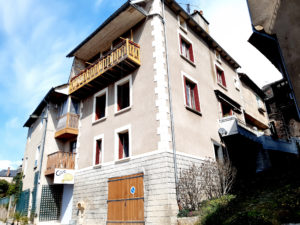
[[0, 0, 281, 169]]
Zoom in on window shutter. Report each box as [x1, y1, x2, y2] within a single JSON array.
[[183, 77, 188, 105], [189, 44, 194, 62], [95, 141, 100, 165], [118, 135, 123, 159], [194, 85, 200, 112], [222, 71, 226, 87], [95, 98, 100, 120], [179, 35, 183, 54]]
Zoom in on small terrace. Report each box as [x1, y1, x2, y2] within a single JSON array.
[[69, 39, 140, 98], [55, 113, 79, 139], [45, 151, 76, 176]]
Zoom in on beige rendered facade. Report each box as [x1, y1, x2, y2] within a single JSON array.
[[21, 0, 270, 224]]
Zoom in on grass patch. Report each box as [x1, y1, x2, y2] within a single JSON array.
[[196, 167, 300, 225]]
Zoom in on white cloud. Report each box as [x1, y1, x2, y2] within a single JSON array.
[[0, 160, 22, 170], [5, 117, 20, 129], [95, 0, 104, 8]]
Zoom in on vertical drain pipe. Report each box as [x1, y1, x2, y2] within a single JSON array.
[[161, 0, 179, 201]]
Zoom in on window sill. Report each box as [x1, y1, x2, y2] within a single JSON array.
[[217, 82, 228, 91], [115, 106, 131, 116], [180, 55, 195, 67], [92, 117, 107, 125], [115, 157, 130, 164], [216, 58, 222, 65], [93, 164, 102, 169], [180, 26, 187, 34], [185, 105, 202, 116]]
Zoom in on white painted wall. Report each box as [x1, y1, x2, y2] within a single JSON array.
[[60, 184, 74, 224]]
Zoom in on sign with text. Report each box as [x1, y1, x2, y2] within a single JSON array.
[[54, 169, 75, 184]]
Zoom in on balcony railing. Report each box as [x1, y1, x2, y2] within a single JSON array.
[[45, 151, 76, 176], [55, 113, 79, 139], [69, 39, 140, 95]]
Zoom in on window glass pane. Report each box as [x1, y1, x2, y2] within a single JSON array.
[[119, 132, 129, 159], [117, 82, 130, 110], [95, 94, 106, 120], [70, 99, 79, 114], [59, 99, 69, 117]]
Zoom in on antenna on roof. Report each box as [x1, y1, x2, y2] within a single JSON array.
[[187, 3, 190, 13]]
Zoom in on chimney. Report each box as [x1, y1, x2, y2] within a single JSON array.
[[191, 9, 210, 33], [6, 167, 10, 177]]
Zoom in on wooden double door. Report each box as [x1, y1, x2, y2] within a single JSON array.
[[107, 173, 144, 225]]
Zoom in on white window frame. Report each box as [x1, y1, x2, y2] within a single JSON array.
[[178, 29, 195, 65], [178, 15, 187, 32], [234, 74, 240, 91], [215, 50, 222, 64], [215, 63, 227, 89], [114, 124, 131, 162], [93, 134, 104, 167], [114, 75, 132, 114], [181, 71, 201, 112], [34, 145, 40, 168], [92, 87, 108, 124]]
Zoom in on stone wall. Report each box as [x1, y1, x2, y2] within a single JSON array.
[[71, 151, 205, 225]]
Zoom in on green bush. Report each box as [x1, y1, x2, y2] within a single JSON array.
[[178, 208, 190, 217]]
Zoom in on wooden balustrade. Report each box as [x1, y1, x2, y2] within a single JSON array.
[[55, 113, 79, 139], [69, 39, 140, 95], [45, 151, 76, 176]]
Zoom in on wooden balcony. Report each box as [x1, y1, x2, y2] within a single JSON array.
[[69, 39, 140, 98], [45, 151, 76, 176], [55, 113, 79, 139]]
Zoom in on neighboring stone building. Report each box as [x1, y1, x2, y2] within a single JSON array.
[[247, 0, 300, 119], [263, 79, 300, 139], [0, 167, 18, 183], [21, 0, 275, 224]]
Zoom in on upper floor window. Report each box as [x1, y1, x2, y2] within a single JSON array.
[[256, 95, 265, 112], [115, 125, 131, 161], [178, 16, 187, 31], [215, 50, 222, 63], [94, 134, 104, 166], [34, 145, 40, 168], [70, 141, 77, 153], [183, 75, 201, 112], [216, 66, 226, 88], [114, 75, 132, 113], [220, 100, 233, 117], [93, 88, 107, 123], [179, 35, 194, 63]]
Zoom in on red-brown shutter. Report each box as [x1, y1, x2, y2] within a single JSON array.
[[189, 44, 194, 62], [193, 84, 200, 112], [118, 135, 123, 159], [221, 71, 226, 87], [179, 35, 183, 54], [95, 140, 100, 165], [95, 98, 100, 120], [183, 77, 188, 105]]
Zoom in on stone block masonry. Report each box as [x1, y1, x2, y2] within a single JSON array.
[[71, 151, 205, 225]]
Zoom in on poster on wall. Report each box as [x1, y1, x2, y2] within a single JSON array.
[[54, 169, 75, 184]]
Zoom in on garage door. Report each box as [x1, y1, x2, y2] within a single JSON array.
[[107, 173, 144, 225]]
